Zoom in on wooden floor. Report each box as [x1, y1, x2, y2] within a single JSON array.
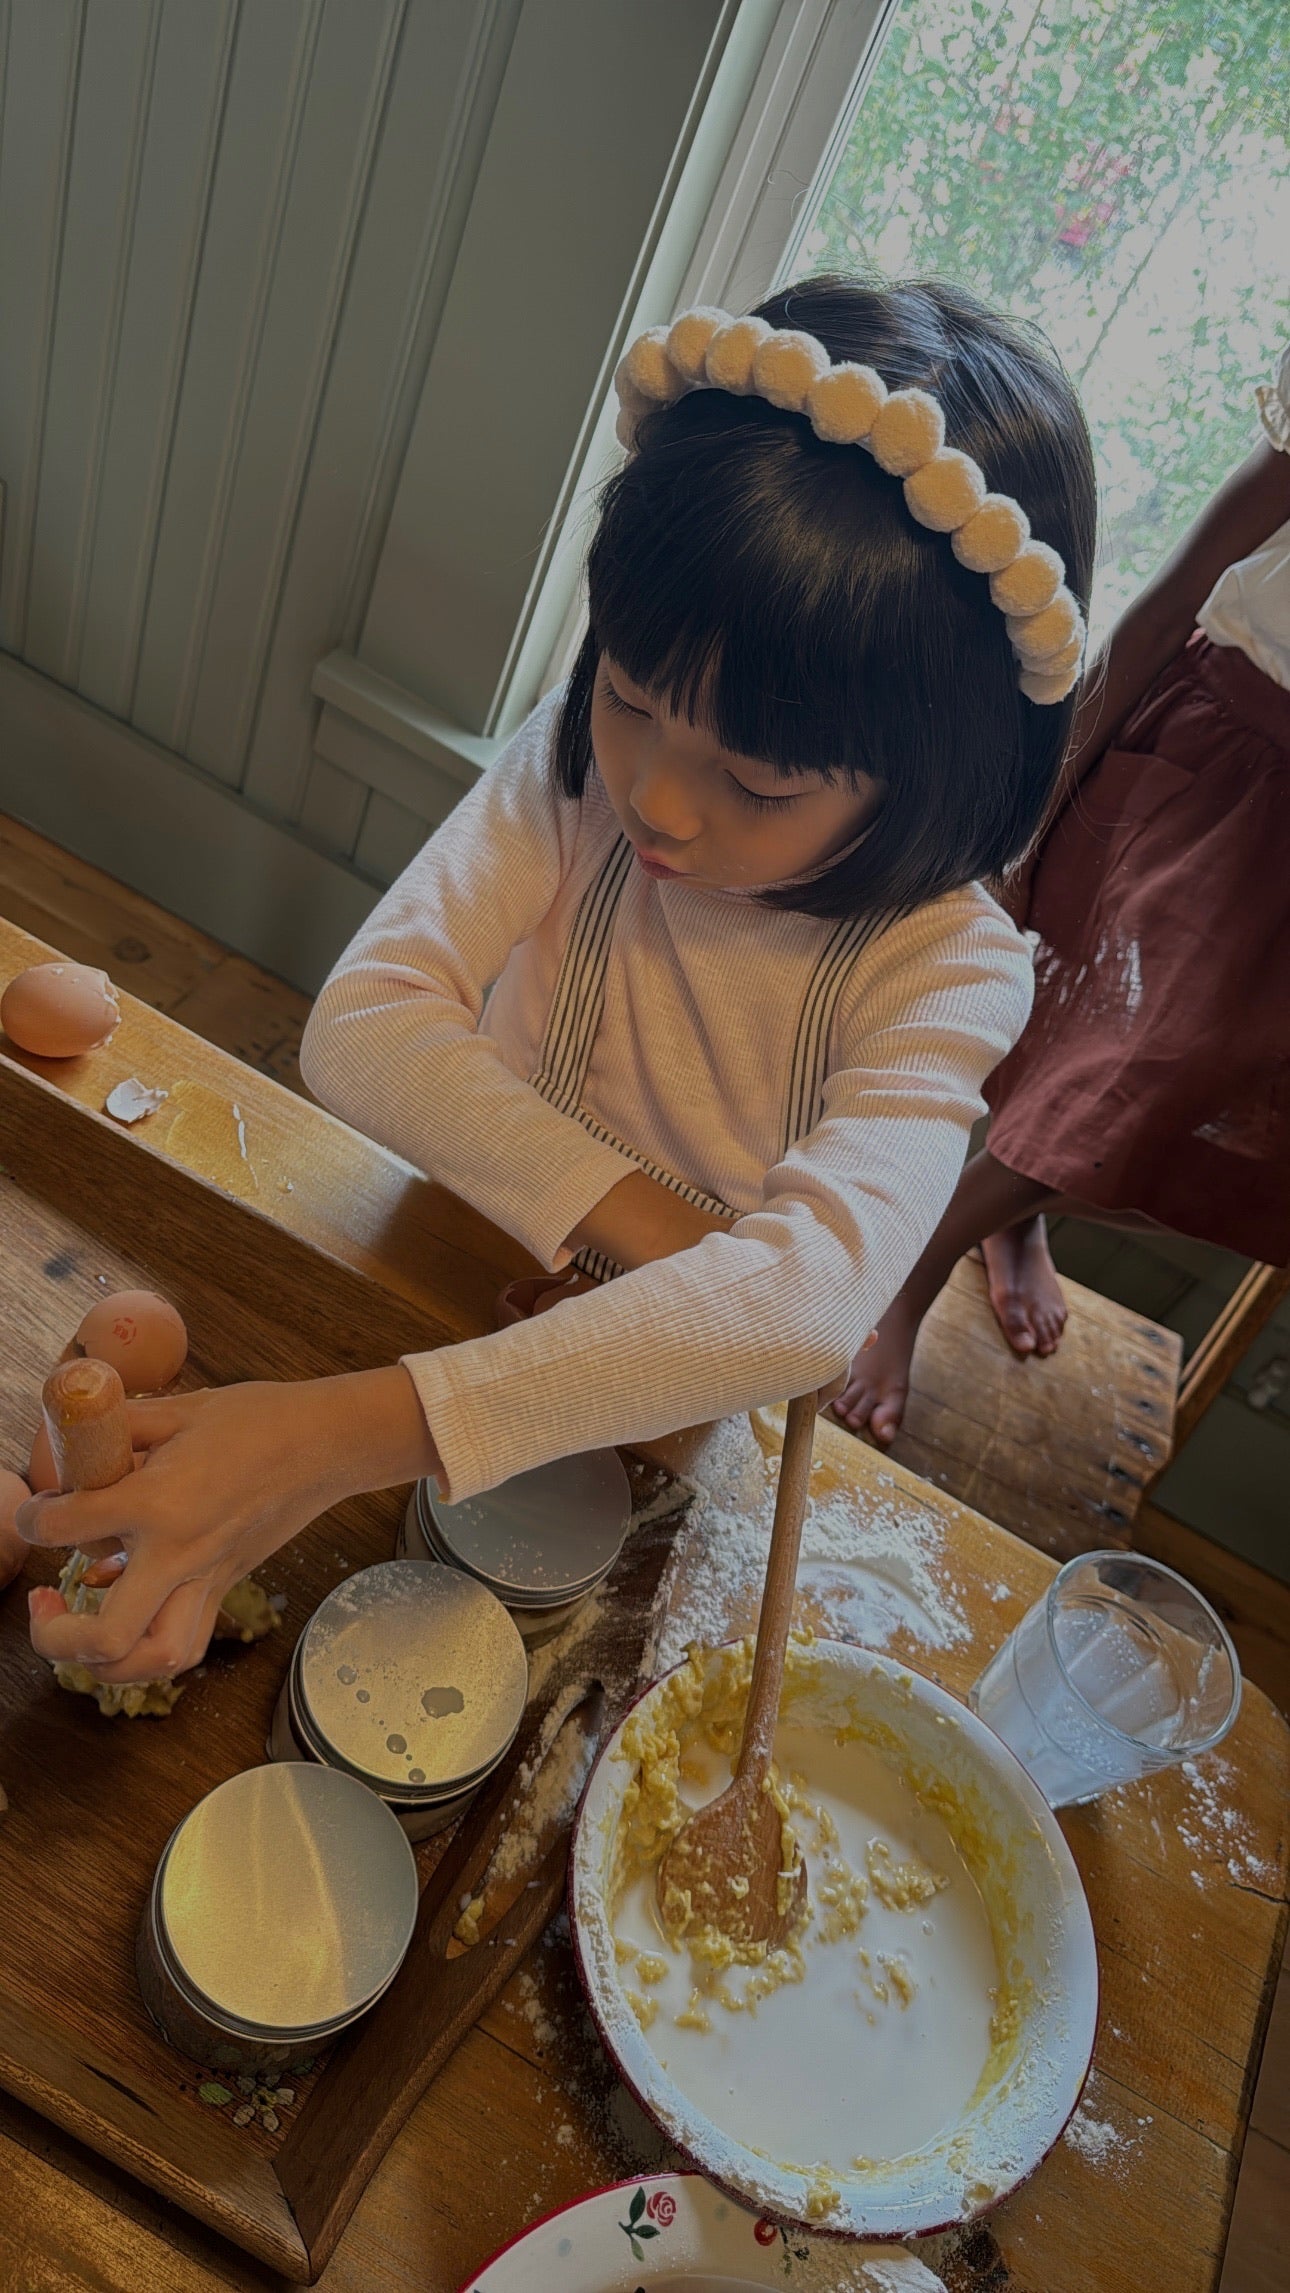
[[1, 808, 1286, 2292]]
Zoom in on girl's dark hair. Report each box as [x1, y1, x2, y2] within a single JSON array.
[[554, 275, 1096, 918]]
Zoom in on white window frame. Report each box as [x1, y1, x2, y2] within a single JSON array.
[[679, 0, 899, 315], [314, 0, 898, 794], [527, 0, 899, 709]]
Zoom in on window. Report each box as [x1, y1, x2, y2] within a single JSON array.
[[785, 0, 1290, 640]]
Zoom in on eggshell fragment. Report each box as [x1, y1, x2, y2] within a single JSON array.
[[0, 1469, 32, 1590], [104, 1076, 168, 1124], [1, 963, 120, 1058], [76, 1290, 188, 1393]]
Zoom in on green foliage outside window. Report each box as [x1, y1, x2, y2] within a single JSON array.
[[791, 0, 1290, 638]]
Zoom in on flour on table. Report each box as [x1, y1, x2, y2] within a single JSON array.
[[657, 1413, 967, 1673], [1062, 2077, 1142, 2179], [1177, 1754, 1276, 1889]]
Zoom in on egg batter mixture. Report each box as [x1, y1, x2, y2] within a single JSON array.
[[52, 1553, 279, 1716], [609, 1642, 1005, 2193]]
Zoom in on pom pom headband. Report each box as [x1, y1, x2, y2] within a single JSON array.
[[615, 309, 1086, 705]]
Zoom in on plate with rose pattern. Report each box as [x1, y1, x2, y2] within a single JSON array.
[[460, 2171, 947, 2290]]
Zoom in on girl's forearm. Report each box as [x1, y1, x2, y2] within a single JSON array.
[[319, 1365, 445, 1500], [564, 1167, 730, 1270]]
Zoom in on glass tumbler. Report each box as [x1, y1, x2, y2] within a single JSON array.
[[969, 1550, 1241, 1807]]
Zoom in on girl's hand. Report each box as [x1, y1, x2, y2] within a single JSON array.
[[16, 1367, 439, 1686], [496, 1270, 599, 1326]]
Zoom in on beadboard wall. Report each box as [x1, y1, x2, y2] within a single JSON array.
[[0, 0, 769, 989]]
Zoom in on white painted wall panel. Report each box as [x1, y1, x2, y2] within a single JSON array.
[[1, 0, 506, 810], [181, 0, 407, 786], [240, 0, 519, 824], [22, 0, 160, 687], [297, 754, 368, 859], [0, 0, 769, 983], [75, 0, 238, 718], [359, 0, 726, 733], [353, 786, 430, 884], [0, 0, 83, 655], [129, 0, 328, 768]]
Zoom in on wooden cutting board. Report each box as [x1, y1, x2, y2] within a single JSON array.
[[0, 1041, 686, 2279]]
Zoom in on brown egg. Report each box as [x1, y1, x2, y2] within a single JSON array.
[[76, 1289, 188, 1393], [0, 1468, 32, 1590], [1, 962, 120, 1058]]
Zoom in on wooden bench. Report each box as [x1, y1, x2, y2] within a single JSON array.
[[864, 1254, 1182, 1559]]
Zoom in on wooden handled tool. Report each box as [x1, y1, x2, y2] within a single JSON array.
[[655, 1389, 818, 1953], [41, 1357, 133, 1493]]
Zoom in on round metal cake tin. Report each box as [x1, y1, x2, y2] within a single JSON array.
[[136, 1763, 419, 2074], [398, 1451, 631, 1644], [268, 1559, 528, 1838]]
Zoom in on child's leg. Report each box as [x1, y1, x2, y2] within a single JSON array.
[[979, 1213, 1068, 1358], [833, 1152, 1058, 1444]]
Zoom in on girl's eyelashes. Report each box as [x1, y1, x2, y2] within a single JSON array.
[[599, 669, 805, 812], [726, 774, 801, 813], [601, 677, 650, 719]]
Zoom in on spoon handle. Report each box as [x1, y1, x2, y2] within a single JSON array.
[[737, 1390, 817, 1783]]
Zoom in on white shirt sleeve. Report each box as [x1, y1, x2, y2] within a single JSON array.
[[299, 693, 640, 1268], [1255, 344, 1290, 455], [402, 892, 1034, 1499]]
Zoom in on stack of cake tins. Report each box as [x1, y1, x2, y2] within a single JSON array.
[[137, 1763, 419, 2075], [269, 1559, 528, 1840], [398, 1450, 633, 1647]]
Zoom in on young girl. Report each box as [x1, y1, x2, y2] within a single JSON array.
[[18, 277, 1095, 1687], [836, 345, 1290, 1445]]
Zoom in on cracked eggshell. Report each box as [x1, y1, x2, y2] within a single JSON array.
[[1, 963, 121, 1058], [76, 1289, 188, 1393], [1, 1469, 32, 1590]]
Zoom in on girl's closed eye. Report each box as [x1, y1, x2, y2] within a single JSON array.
[[727, 776, 800, 813], [602, 678, 650, 720]]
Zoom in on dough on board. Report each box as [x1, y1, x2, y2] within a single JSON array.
[[51, 1551, 281, 1718]]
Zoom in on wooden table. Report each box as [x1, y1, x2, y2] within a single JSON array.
[[1, 917, 1287, 2293]]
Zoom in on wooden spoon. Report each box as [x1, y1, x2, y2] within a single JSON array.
[[655, 1390, 817, 1955]]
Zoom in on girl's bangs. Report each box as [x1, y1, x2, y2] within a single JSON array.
[[588, 431, 891, 782]]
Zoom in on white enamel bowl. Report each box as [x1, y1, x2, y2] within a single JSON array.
[[570, 1641, 1098, 2242], [459, 2169, 948, 2289]]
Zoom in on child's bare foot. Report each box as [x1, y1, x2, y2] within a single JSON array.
[[979, 1215, 1067, 1357], [831, 1293, 921, 1446]]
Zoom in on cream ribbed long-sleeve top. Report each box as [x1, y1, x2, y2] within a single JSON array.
[[300, 692, 1034, 1500]]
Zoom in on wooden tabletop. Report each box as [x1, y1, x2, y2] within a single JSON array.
[[1, 916, 1287, 2293]]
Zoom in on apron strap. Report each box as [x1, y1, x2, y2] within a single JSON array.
[[530, 836, 634, 1113], [778, 909, 891, 1158], [530, 833, 890, 1275]]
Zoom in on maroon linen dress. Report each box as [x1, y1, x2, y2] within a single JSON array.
[[985, 631, 1290, 1264]]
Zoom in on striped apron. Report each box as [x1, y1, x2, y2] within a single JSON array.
[[529, 837, 888, 1281]]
